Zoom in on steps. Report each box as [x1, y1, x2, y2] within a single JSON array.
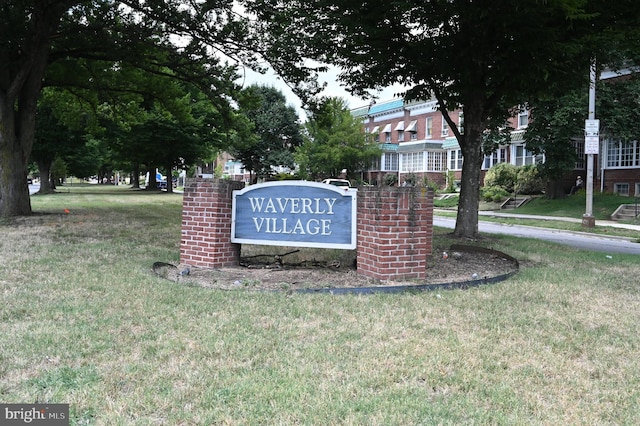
[[611, 204, 640, 221], [500, 196, 531, 210]]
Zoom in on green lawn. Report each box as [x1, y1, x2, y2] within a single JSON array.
[[512, 192, 639, 220], [2, 184, 640, 424]]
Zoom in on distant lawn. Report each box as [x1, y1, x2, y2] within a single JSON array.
[[510, 192, 638, 220], [1, 184, 639, 424]]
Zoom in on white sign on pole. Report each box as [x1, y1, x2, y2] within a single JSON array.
[[584, 119, 600, 154]]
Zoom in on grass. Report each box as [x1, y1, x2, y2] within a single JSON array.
[[510, 191, 640, 221], [2, 184, 640, 424]]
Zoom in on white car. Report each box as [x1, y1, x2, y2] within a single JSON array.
[[322, 178, 351, 188]]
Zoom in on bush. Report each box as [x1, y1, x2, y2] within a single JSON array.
[[484, 162, 517, 192], [481, 186, 510, 202], [383, 173, 398, 186], [515, 165, 545, 195]]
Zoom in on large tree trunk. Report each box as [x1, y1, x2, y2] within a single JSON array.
[[454, 127, 484, 239], [0, 132, 32, 216], [451, 101, 487, 239], [0, 2, 64, 217]]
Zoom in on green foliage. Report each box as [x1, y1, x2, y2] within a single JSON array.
[[51, 156, 67, 185], [383, 173, 398, 186], [232, 85, 302, 180], [484, 163, 544, 195], [484, 163, 517, 192], [248, 0, 639, 238], [444, 170, 457, 193], [0, 0, 257, 215], [481, 186, 510, 202], [296, 97, 381, 180], [515, 165, 545, 195], [422, 176, 441, 192]]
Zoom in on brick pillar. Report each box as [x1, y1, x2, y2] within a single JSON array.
[[357, 186, 433, 281], [180, 178, 244, 268]]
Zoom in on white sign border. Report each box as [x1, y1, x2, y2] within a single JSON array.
[[231, 180, 357, 249]]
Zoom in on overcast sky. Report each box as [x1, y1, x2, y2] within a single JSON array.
[[237, 66, 408, 122]]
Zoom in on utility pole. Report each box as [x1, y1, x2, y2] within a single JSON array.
[[583, 60, 598, 228]]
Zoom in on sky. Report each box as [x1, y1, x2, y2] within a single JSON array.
[[237, 65, 408, 122]]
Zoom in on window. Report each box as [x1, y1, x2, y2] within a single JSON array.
[[514, 145, 541, 166], [395, 121, 405, 142], [406, 120, 418, 140], [401, 152, 424, 172], [483, 148, 507, 169], [371, 125, 380, 142], [441, 116, 449, 137], [518, 108, 529, 129], [426, 151, 445, 172], [449, 149, 463, 170], [370, 156, 381, 171], [426, 117, 433, 139], [381, 123, 392, 142], [458, 112, 464, 135], [606, 139, 640, 168], [383, 152, 399, 171], [614, 183, 629, 196]]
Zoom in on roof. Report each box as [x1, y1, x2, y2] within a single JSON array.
[[368, 99, 404, 115]]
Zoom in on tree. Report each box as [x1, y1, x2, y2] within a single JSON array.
[[32, 87, 99, 193], [526, 72, 640, 198], [525, 92, 585, 199], [0, 0, 257, 217], [246, 0, 638, 238], [231, 85, 303, 182], [296, 97, 381, 181]]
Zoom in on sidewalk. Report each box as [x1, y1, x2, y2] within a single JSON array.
[[435, 209, 640, 232]]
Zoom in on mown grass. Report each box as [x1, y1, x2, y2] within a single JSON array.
[[2, 184, 640, 424]]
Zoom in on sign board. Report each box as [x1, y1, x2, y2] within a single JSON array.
[[584, 119, 600, 154], [232, 181, 357, 249]]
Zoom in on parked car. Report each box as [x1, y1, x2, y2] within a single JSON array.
[[322, 178, 351, 188]]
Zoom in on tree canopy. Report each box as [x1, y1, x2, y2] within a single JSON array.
[[230, 85, 303, 182], [246, 0, 640, 237], [296, 97, 380, 181], [0, 0, 262, 216]]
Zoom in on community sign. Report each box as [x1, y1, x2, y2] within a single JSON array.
[[231, 181, 357, 249]]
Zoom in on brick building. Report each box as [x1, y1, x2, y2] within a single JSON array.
[[355, 70, 640, 196]]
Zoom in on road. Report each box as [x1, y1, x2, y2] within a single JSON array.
[[434, 216, 640, 255]]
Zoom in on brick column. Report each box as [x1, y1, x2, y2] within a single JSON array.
[[357, 186, 433, 281], [180, 178, 244, 268]]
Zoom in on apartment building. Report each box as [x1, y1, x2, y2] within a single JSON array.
[[355, 76, 640, 196]]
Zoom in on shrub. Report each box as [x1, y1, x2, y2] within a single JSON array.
[[481, 185, 510, 202], [484, 162, 517, 192], [515, 165, 545, 195], [383, 173, 398, 186]]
